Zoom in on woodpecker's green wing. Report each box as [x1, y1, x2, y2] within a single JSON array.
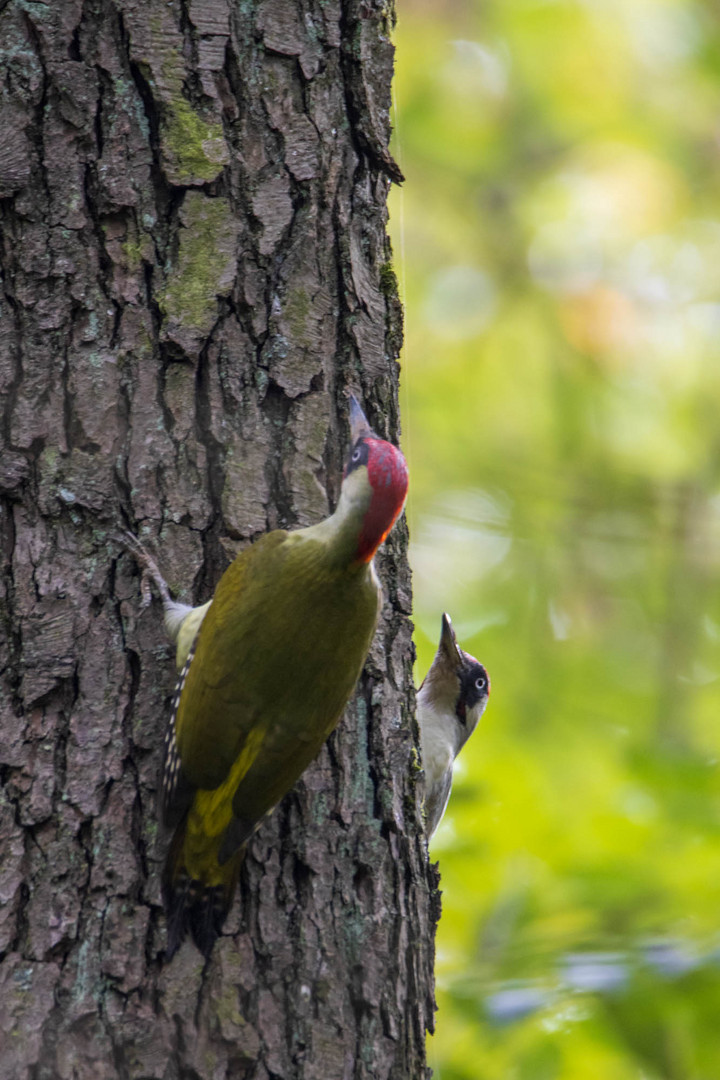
[[159, 531, 287, 824], [164, 526, 379, 854]]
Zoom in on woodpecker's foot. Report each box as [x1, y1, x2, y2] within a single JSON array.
[[116, 531, 173, 609]]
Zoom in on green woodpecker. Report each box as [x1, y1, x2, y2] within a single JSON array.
[[417, 614, 490, 838], [124, 396, 408, 957]]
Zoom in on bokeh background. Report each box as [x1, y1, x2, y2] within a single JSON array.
[[390, 2, 720, 1077]]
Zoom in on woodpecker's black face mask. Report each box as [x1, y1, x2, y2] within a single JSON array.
[[456, 660, 490, 724], [345, 439, 370, 476]]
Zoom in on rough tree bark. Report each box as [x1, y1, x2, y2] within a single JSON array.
[[0, 1, 438, 1078]]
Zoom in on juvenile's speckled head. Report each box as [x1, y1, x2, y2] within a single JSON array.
[[342, 394, 408, 564]]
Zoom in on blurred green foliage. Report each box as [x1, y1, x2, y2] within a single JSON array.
[[390, 1, 720, 1076]]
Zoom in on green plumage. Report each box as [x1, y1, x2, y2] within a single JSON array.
[[175, 528, 379, 823], [163, 507, 381, 955], [138, 398, 409, 957]]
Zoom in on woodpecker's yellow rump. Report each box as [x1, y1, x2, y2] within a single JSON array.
[[124, 396, 408, 956]]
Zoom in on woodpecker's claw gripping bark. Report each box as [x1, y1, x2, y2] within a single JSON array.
[[116, 531, 173, 609]]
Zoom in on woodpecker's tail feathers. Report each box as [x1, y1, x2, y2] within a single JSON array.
[[162, 828, 245, 960], [164, 875, 228, 960]]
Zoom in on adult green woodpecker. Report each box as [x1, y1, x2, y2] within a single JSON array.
[[124, 395, 408, 957], [417, 614, 490, 838]]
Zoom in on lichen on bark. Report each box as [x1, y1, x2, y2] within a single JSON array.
[[162, 101, 228, 184], [159, 192, 240, 353]]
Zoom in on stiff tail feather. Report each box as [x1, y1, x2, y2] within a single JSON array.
[[162, 823, 245, 959]]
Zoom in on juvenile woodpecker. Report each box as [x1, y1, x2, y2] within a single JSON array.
[[124, 396, 408, 957], [417, 613, 490, 838]]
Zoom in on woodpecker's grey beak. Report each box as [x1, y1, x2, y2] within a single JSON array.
[[440, 612, 464, 666], [349, 393, 374, 442]]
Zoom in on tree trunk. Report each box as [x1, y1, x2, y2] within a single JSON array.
[[0, 1, 436, 1077]]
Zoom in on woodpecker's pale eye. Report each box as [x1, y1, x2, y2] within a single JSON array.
[[351, 447, 362, 463], [475, 676, 486, 691]]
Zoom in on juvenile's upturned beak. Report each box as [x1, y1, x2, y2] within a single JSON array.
[[440, 612, 463, 667]]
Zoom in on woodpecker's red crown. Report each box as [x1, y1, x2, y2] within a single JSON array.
[[344, 395, 408, 564]]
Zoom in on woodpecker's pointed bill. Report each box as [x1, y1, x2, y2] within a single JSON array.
[[440, 612, 463, 667], [348, 392, 375, 442]]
